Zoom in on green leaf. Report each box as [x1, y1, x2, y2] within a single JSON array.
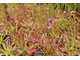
[[19, 47, 23, 50], [10, 25, 14, 33], [70, 3, 74, 9], [0, 34, 2, 44], [5, 47, 11, 54]]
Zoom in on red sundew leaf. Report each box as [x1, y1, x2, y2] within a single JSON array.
[[29, 34, 42, 43], [8, 22, 11, 25], [30, 49, 37, 52], [16, 49, 22, 53], [52, 53, 59, 56], [27, 53, 31, 56], [38, 43, 43, 47], [22, 37, 25, 48], [35, 25, 37, 29], [33, 38, 42, 43], [6, 34, 10, 36], [58, 51, 69, 56], [42, 20, 45, 24], [79, 29, 80, 33], [26, 30, 34, 37], [27, 11, 29, 15], [25, 49, 37, 56], [26, 40, 30, 46], [14, 29, 18, 34], [53, 25, 58, 32], [23, 8, 25, 12], [14, 28, 21, 34], [27, 49, 37, 53]]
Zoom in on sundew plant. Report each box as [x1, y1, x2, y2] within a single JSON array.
[[0, 3, 80, 56]]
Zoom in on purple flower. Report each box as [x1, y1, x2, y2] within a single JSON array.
[[48, 27, 51, 31], [48, 18, 52, 23]]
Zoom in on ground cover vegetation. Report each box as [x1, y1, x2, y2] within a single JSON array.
[[0, 3, 80, 56]]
